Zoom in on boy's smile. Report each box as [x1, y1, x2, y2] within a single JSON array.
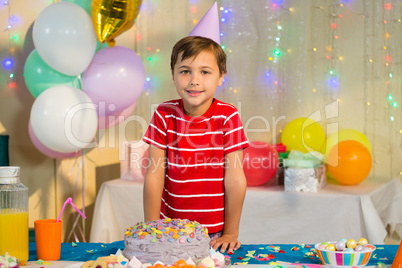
[[173, 50, 225, 117]]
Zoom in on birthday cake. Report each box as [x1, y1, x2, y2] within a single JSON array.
[[122, 218, 212, 264]]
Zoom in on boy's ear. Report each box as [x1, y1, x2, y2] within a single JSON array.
[[217, 72, 226, 86]]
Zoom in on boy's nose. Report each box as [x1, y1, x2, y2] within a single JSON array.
[[190, 73, 200, 86]]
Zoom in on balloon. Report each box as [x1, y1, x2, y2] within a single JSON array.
[[96, 41, 109, 51], [33, 2, 97, 75], [98, 101, 137, 129], [83, 46, 146, 116], [62, 0, 92, 15], [92, 0, 143, 46], [281, 117, 326, 154], [28, 120, 80, 159], [325, 129, 372, 160], [30, 86, 98, 153], [243, 141, 279, 187], [23, 50, 81, 98], [327, 140, 372, 185]]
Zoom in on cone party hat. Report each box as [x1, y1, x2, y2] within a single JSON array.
[[188, 2, 220, 44]]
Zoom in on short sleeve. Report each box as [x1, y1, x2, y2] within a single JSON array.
[[222, 109, 249, 154], [143, 106, 168, 150]]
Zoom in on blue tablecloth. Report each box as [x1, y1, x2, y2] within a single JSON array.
[[28, 242, 398, 266]]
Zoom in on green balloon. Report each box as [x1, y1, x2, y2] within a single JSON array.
[[96, 41, 109, 51], [62, 0, 92, 15], [24, 50, 81, 98]]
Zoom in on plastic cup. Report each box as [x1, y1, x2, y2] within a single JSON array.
[[34, 219, 62, 260]]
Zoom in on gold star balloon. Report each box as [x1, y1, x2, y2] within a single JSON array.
[[92, 0, 143, 47]]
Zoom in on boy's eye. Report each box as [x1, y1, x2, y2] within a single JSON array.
[[201, 71, 210, 75], [180, 70, 191, 74]]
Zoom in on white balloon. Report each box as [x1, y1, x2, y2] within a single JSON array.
[[30, 86, 98, 153], [33, 2, 97, 76]]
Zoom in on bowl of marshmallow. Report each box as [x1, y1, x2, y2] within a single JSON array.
[[315, 238, 376, 268]]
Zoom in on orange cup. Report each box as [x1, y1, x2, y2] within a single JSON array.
[[34, 219, 62, 260], [392, 240, 402, 268]]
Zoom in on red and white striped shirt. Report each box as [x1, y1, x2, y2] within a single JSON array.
[[143, 98, 249, 233]]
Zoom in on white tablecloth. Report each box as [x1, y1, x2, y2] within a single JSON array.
[[89, 179, 402, 244]]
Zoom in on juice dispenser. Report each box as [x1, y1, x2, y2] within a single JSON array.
[[0, 166, 29, 265]]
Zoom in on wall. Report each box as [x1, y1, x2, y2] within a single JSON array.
[[0, 0, 400, 242]]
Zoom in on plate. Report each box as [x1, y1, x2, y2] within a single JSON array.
[[65, 262, 84, 268]]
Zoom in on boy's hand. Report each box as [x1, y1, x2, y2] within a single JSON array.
[[210, 234, 241, 253]]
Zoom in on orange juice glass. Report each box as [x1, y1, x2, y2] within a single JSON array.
[[0, 210, 29, 265]]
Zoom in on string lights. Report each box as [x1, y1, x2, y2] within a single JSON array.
[[382, 1, 398, 121], [2, 0, 18, 88]]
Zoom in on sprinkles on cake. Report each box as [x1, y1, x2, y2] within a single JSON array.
[[124, 218, 209, 243]]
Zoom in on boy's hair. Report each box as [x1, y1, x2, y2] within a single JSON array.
[[170, 36, 227, 76]]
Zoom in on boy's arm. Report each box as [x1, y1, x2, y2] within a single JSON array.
[[210, 149, 247, 253], [143, 145, 166, 221]]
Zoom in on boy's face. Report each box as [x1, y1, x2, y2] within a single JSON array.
[[172, 50, 225, 117]]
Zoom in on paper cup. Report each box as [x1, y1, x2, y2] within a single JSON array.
[[34, 219, 62, 260]]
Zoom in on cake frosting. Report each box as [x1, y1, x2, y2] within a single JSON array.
[[122, 218, 211, 264]]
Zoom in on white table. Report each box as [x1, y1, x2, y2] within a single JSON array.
[[90, 178, 402, 244]]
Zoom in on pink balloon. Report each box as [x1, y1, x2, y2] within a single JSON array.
[[83, 46, 146, 116], [243, 141, 279, 187], [97, 101, 137, 129], [28, 120, 80, 159]]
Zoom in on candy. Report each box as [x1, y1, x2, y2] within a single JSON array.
[[326, 244, 336, 251], [354, 245, 364, 252], [318, 238, 374, 253], [358, 238, 368, 246], [346, 239, 357, 249], [335, 240, 346, 251], [365, 244, 375, 250]]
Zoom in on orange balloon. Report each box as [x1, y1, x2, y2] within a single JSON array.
[[327, 140, 372, 185]]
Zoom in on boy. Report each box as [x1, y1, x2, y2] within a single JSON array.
[[143, 36, 248, 253]]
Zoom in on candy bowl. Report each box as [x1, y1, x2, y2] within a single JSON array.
[[315, 241, 376, 268]]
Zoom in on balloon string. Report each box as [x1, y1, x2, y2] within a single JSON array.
[[71, 155, 83, 242], [81, 150, 86, 241], [66, 214, 80, 242], [65, 154, 79, 181]]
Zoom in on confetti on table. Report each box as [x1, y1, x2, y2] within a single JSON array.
[[291, 247, 299, 251], [377, 262, 385, 268], [72, 242, 78, 247], [35, 260, 51, 265]]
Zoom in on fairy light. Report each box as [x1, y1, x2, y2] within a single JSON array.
[[2, 0, 18, 88], [219, 4, 231, 89], [381, 1, 399, 122]]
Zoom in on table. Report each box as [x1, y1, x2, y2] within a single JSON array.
[[26, 242, 399, 267], [90, 179, 402, 244]]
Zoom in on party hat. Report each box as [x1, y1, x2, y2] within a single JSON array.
[[188, 2, 220, 44]]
